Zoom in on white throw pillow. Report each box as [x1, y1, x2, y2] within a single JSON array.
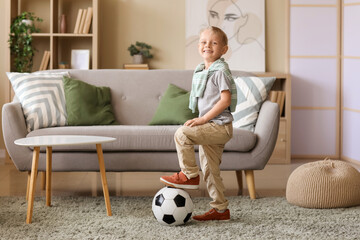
[[233, 76, 276, 131], [6, 72, 69, 132]]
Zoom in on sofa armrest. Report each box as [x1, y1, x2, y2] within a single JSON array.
[[2, 102, 32, 170], [250, 100, 280, 169]]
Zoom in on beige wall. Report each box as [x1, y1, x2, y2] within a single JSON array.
[[99, 0, 186, 69], [0, 0, 8, 152], [265, 0, 287, 73], [0, 0, 287, 152], [99, 0, 287, 71]]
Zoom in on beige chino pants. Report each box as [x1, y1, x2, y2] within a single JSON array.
[[174, 122, 233, 210]]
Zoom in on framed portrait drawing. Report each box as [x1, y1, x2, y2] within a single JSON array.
[[185, 0, 265, 71]]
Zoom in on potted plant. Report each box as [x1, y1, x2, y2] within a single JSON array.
[[127, 41, 153, 64], [8, 12, 43, 72]]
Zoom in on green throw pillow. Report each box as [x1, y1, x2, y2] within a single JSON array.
[[149, 84, 198, 125], [63, 76, 118, 126]]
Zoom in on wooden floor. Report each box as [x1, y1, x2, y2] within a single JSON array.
[[0, 157, 327, 199]]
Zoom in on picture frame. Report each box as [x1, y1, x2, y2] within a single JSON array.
[[71, 49, 90, 69], [185, 0, 266, 71]]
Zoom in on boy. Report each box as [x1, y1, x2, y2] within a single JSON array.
[[160, 26, 237, 221]]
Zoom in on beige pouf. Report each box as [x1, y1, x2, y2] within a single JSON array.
[[286, 159, 360, 208]]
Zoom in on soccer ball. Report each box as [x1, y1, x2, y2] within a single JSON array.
[[152, 187, 194, 226]]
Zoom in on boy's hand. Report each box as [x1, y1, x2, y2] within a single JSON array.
[[184, 117, 207, 127]]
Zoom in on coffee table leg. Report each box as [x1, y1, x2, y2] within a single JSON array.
[[96, 144, 112, 216], [26, 171, 31, 201], [46, 146, 52, 207], [41, 172, 46, 190], [26, 147, 40, 224]]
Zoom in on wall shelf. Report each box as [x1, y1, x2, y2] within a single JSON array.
[[52, 33, 93, 37]]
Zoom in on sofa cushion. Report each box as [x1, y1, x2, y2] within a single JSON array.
[[63, 76, 118, 126], [6, 71, 69, 132], [233, 76, 276, 132], [149, 84, 198, 125], [46, 69, 252, 125], [27, 125, 257, 152]]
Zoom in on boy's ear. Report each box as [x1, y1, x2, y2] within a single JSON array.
[[222, 45, 229, 55]]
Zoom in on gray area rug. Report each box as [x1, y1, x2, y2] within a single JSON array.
[[0, 196, 359, 239]]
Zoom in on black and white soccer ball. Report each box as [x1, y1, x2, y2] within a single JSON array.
[[152, 187, 194, 226]]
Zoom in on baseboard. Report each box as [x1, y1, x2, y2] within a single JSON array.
[[341, 155, 360, 167], [291, 154, 339, 160]]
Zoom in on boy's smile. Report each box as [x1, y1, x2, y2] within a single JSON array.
[[198, 29, 228, 69]]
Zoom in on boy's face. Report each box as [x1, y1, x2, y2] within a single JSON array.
[[198, 30, 228, 64]]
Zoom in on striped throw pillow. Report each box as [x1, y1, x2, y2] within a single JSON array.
[[7, 72, 69, 132], [233, 76, 276, 131]]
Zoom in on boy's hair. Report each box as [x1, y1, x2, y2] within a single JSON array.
[[200, 26, 228, 46]]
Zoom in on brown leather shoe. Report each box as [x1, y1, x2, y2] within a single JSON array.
[[160, 171, 199, 190], [192, 208, 230, 221]]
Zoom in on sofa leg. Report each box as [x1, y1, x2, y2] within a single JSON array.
[[236, 170, 243, 196], [244, 170, 256, 199]]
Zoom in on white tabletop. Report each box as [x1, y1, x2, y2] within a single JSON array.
[[14, 135, 116, 147]]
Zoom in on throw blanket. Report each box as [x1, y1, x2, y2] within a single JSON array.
[[189, 58, 237, 113]]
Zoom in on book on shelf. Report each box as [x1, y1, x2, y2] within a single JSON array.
[[123, 64, 149, 70], [73, 9, 83, 34], [268, 91, 278, 103], [78, 9, 88, 34], [39, 51, 46, 70], [73, 7, 93, 34], [268, 90, 285, 116], [44, 51, 50, 70], [39, 51, 50, 71], [82, 7, 93, 34], [278, 91, 286, 116]]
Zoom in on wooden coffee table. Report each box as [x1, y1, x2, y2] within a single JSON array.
[[14, 135, 116, 224]]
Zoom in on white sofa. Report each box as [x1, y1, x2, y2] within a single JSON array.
[[2, 69, 280, 198]]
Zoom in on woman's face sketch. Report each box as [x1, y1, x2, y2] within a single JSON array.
[[207, 0, 248, 41]]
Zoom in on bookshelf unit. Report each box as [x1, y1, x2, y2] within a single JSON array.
[[255, 72, 291, 164], [7, 0, 98, 75]]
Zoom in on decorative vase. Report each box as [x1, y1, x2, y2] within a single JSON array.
[[60, 14, 66, 33], [21, 19, 34, 34], [21, 19, 33, 26], [132, 54, 144, 64]]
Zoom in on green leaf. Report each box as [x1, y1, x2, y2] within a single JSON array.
[[8, 11, 42, 72], [128, 41, 153, 59]]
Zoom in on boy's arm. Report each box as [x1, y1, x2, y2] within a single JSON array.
[[184, 90, 231, 127]]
